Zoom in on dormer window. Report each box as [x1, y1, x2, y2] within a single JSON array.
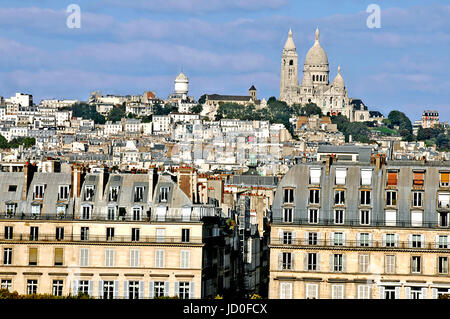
[[56, 205, 66, 219], [335, 168, 347, 185], [387, 171, 398, 187], [58, 185, 69, 200], [440, 172, 449, 187], [361, 169, 372, 186], [413, 171, 425, 187], [283, 188, 294, 204], [6, 203, 17, 217], [109, 186, 119, 202], [160, 187, 169, 202], [85, 185, 95, 201], [134, 186, 144, 202], [31, 204, 41, 219], [82, 205, 92, 220], [34, 185, 45, 199], [309, 168, 321, 185]]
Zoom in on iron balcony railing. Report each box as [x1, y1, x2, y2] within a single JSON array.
[[269, 238, 450, 250], [0, 233, 204, 244], [271, 217, 450, 230]]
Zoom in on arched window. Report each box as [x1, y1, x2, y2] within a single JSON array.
[[320, 75, 323, 82], [312, 75, 315, 81], [289, 60, 293, 66]]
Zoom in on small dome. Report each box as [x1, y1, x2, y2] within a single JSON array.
[[304, 28, 328, 66], [283, 28, 296, 51], [332, 66, 345, 87], [175, 72, 188, 82]]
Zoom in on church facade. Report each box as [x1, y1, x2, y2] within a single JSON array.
[[279, 28, 371, 122]]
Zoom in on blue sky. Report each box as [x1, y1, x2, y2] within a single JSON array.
[[0, 0, 449, 121]]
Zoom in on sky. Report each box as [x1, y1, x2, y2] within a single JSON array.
[[0, 0, 449, 121]]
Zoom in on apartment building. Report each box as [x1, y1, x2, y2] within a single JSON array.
[[269, 154, 450, 299], [0, 163, 237, 298]]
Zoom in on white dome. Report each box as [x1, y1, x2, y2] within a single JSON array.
[[283, 28, 296, 52], [175, 72, 188, 82], [174, 72, 189, 95], [304, 28, 328, 66], [332, 66, 345, 87]]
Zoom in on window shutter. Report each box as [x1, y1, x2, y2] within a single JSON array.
[[317, 253, 321, 271], [149, 281, 154, 299], [408, 234, 412, 248], [356, 233, 360, 247], [330, 232, 335, 245], [189, 282, 195, 299], [382, 234, 386, 247], [123, 281, 129, 299], [304, 232, 309, 245], [329, 254, 334, 272], [72, 280, 78, 296], [303, 253, 308, 271], [368, 233, 373, 247], [435, 235, 439, 248], [139, 281, 145, 299], [291, 252, 295, 270], [395, 287, 400, 299], [174, 282, 180, 297], [98, 280, 104, 299], [342, 233, 346, 246], [421, 235, 426, 249], [88, 280, 94, 297], [342, 255, 347, 273], [164, 282, 169, 297], [379, 286, 385, 299], [405, 287, 410, 299], [317, 232, 322, 245], [432, 288, 438, 299], [114, 280, 119, 299], [278, 229, 283, 243], [395, 234, 399, 247], [421, 288, 427, 299], [278, 252, 283, 270], [292, 231, 296, 244]]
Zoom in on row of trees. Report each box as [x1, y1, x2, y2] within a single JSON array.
[[0, 136, 36, 149]]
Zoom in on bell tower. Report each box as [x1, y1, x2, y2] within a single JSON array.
[[280, 28, 298, 104]]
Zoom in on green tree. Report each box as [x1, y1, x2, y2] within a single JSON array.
[[301, 103, 322, 116], [189, 104, 203, 114], [198, 94, 207, 104], [107, 105, 126, 122], [387, 110, 412, 133], [0, 135, 8, 149], [71, 103, 105, 124]]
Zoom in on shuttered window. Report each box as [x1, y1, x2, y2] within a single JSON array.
[[335, 168, 347, 185], [413, 172, 424, 186], [387, 172, 398, 186], [361, 169, 372, 186], [80, 248, 89, 267], [130, 249, 140, 267], [440, 173, 450, 187], [105, 249, 115, 267], [385, 255, 396, 274], [155, 250, 165, 268], [358, 285, 371, 299], [29, 248, 38, 266], [331, 284, 344, 299], [54, 248, 63, 266], [310, 168, 321, 185], [280, 282, 293, 299], [180, 250, 190, 268], [305, 283, 318, 299]]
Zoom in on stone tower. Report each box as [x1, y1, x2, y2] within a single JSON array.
[[279, 29, 298, 103]]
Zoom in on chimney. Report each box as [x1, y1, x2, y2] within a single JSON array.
[[98, 166, 109, 201], [22, 162, 36, 201], [148, 167, 158, 202], [325, 155, 333, 175]]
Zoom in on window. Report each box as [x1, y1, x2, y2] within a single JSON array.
[[154, 281, 166, 298], [360, 210, 370, 225], [78, 280, 89, 295], [385, 255, 396, 274], [134, 186, 144, 202], [282, 252, 292, 270], [359, 233, 370, 247], [130, 249, 140, 267], [332, 254, 343, 272], [132, 207, 142, 221], [283, 208, 293, 223], [106, 227, 115, 241], [280, 282, 293, 299], [360, 190, 371, 205], [56, 205, 66, 219], [438, 235, 448, 248], [385, 210, 396, 226], [387, 171, 398, 186], [109, 186, 119, 201], [438, 256, 448, 274], [182, 229, 190, 243], [128, 281, 140, 299], [411, 234, 423, 248], [439, 212, 449, 227], [331, 284, 344, 299], [333, 232, 344, 246], [29, 227, 38, 241], [56, 227, 64, 241], [411, 256, 421, 273], [283, 188, 294, 203], [178, 282, 190, 299], [409, 287, 423, 299], [384, 234, 396, 247], [308, 209, 318, 224], [85, 185, 95, 200], [357, 285, 371, 299], [58, 185, 69, 200], [335, 168, 347, 185], [359, 254, 370, 273], [131, 228, 140, 242], [103, 281, 114, 299], [310, 168, 321, 184], [5, 204, 16, 217], [3, 248, 12, 265], [411, 211, 423, 227], [438, 193, 450, 208], [34, 185, 45, 199], [80, 248, 89, 267], [54, 248, 63, 266], [307, 253, 317, 271], [334, 210, 344, 224], [305, 283, 318, 299], [361, 169, 372, 186], [27, 280, 38, 295], [412, 192, 423, 207], [8, 185, 17, 192], [4, 226, 13, 240], [413, 171, 424, 187], [155, 250, 165, 268], [440, 172, 449, 187], [180, 250, 190, 268], [31, 205, 41, 218], [156, 228, 165, 243], [383, 286, 397, 299], [1, 279, 12, 291], [386, 191, 397, 206], [308, 232, 318, 245], [52, 280, 63, 296], [160, 187, 169, 202], [334, 190, 345, 205], [82, 205, 91, 220], [81, 227, 89, 241], [309, 189, 320, 204], [107, 206, 116, 220], [105, 249, 115, 267], [283, 231, 292, 245]]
